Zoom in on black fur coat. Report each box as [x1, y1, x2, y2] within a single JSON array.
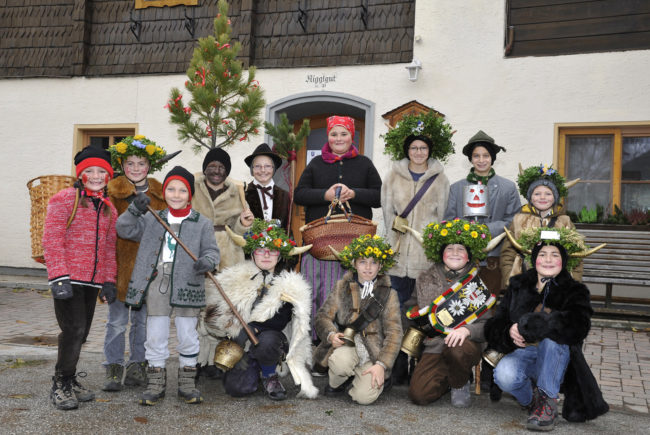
[[485, 269, 608, 422]]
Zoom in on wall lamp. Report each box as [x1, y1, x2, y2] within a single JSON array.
[[405, 58, 422, 82]]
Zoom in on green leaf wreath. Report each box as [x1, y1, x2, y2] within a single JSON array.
[[382, 110, 455, 162]]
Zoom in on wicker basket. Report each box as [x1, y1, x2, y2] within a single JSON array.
[[300, 213, 377, 261], [27, 175, 76, 264]]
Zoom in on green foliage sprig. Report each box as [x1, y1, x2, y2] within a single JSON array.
[[381, 110, 455, 162], [422, 219, 491, 263], [517, 164, 568, 199], [518, 226, 587, 272], [264, 113, 310, 160]]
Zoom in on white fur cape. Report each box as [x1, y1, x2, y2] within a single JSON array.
[[203, 261, 318, 399]]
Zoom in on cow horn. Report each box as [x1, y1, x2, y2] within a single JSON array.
[[565, 178, 581, 189], [404, 226, 424, 245], [328, 245, 342, 260], [504, 227, 531, 254], [518, 162, 524, 175], [225, 225, 246, 247], [570, 243, 606, 258], [483, 232, 506, 252], [289, 244, 312, 256]]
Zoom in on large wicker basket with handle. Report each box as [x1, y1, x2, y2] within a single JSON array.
[[27, 175, 76, 264], [300, 199, 377, 261]]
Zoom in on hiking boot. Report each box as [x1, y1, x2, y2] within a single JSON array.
[[451, 381, 471, 408], [178, 366, 203, 404], [102, 364, 124, 391], [71, 373, 95, 402], [124, 362, 147, 387], [527, 390, 558, 431], [262, 374, 287, 401], [50, 375, 78, 410], [139, 367, 166, 406]]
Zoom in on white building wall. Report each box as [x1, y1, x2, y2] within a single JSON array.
[[2, 1, 650, 269]]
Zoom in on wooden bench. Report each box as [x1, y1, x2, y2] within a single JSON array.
[[577, 225, 650, 316]]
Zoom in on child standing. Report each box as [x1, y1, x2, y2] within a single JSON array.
[[101, 135, 169, 391], [117, 166, 219, 405], [43, 144, 118, 410], [314, 235, 402, 405]]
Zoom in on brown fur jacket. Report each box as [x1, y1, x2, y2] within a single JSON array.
[[244, 182, 291, 231], [107, 175, 165, 301], [314, 272, 402, 373], [192, 175, 251, 271], [499, 205, 582, 288], [381, 158, 449, 279]]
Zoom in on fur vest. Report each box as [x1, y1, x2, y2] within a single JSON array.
[[485, 269, 608, 422], [381, 158, 449, 279], [192, 175, 250, 271], [203, 261, 317, 399], [407, 262, 489, 354], [245, 182, 291, 231], [314, 272, 402, 373], [500, 206, 582, 288], [107, 175, 166, 301]]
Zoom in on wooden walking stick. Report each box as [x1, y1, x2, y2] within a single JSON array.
[[146, 205, 259, 346]]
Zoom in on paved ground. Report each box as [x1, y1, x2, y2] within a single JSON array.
[[1, 277, 649, 433]]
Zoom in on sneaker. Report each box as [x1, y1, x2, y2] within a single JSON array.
[[450, 381, 471, 408], [50, 376, 78, 410], [71, 372, 95, 402], [102, 364, 124, 391], [324, 376, 353, 397], [177, 366, 203, 404], [140, 367, 166, 406], [526, 390, 558, 431], [262, 374, 287, 401], [124, 362, 147, 387]]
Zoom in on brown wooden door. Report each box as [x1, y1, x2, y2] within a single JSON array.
[[290, 115, 365, 245]]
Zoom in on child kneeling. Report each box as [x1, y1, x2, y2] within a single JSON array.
[[314, 235, 402, 405], [117, 166, 219, 405]]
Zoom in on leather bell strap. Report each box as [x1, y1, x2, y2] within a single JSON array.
[[345, 288, 391, 334], [399, 174, 438, 219]]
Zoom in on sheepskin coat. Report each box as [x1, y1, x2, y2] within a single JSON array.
[[192, 175, 250, 271], [314, 272, 402, 373], [245, 182, 291, 231], [444, 174, 521, 257], [381, 158, 449, 279], [107, 175, 166, 301], [485, 269, 608, 422], [203, 261, 318, 399], [499, 205, 582, 288], [407, 262, 489, 354]]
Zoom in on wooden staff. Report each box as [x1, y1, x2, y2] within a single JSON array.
[[147, 205, 259, 346]]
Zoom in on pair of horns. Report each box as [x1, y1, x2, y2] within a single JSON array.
[[404, 226, 507, 253], [225, 225, 312, 256], [518, 163, 580, 189], [502, 227, 606, 258]]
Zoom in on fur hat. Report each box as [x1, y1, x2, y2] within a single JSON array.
[[74, 144, 114, 178], [163, 166, 195, 199], [244, 143, 282, 171], [202, 148, 232, 175], [403, 135, 433, 160], [462, 130, 506, 162], [531, 240, 568, 270]]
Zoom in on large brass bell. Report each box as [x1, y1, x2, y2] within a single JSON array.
[[400, 327, 425, 359], [213, 339, 244, 371], [482, 349, 505, 368], [341, 327, 356, 347]]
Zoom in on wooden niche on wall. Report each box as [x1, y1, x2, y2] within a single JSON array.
[[381, 100, 444, 128], [135, 0, 197, 9]]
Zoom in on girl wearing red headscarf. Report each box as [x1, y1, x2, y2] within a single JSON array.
[[294, 116, 382, 350]]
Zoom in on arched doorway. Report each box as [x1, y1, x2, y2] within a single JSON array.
[[265, 91, 375, 244]]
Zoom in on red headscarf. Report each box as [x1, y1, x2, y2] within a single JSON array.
[[326, 116, 355, 138]]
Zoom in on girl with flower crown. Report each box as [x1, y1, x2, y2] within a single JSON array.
[[101, 135, 171, 393], [500, 164, 582, 289], [405, 219, 494, 408], [313, 235, 402, 405]]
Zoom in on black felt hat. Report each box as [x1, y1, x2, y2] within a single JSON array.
[[244, 143, 283, 170], [461, 130, 506, 162]]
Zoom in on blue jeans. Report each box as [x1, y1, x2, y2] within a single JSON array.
[[103, 301, 147, 366], [494, 338, 570, 406]]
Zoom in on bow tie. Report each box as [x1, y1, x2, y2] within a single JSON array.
[[255, 184, 273, 210]]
